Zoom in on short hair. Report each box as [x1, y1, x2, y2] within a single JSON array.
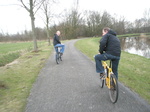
[[103, 27, 110, 32], [56, 30, 60, 34]]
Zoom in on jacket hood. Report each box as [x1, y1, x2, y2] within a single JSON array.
[[108, 30, 117, 36]]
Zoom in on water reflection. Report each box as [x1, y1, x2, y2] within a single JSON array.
[[120, 36, 150, 58]]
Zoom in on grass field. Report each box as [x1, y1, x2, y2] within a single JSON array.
[[0, 41, 44, 67], [75, 37, 150, 104], [0, 41, 53, 112], [0, 42, 32, 54]]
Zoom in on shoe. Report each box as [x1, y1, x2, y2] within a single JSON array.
[[100, 73, 105, 79]]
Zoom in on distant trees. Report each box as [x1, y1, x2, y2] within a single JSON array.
[[0, 6, 150, 42], [50, 10, 127, 39], [56, 9, 82, 39], [0, 28, 47, 42], [125, 8, 150, 33]]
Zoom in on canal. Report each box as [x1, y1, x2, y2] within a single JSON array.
[[119, 36, 150, 58]]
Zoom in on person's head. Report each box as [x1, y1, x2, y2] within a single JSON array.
[[102, 27, 110, 36], [56, 31, 61, 36]]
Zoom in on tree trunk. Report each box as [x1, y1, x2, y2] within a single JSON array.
[[46, 20, 50, 46], [31, 16, 38, 51], [30, 0, 38, 51], [46, 27, 50, 46]]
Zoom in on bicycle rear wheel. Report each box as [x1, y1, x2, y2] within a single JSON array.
[[109, 73, 118, 103]]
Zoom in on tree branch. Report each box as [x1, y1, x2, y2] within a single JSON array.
[[34, 0, 46, 14], [20, 0, 30, 12]]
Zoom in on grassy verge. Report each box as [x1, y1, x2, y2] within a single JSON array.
[[0, 52, 21, 66], [75, 37, 150, 104], [0, 42, 53, 112]]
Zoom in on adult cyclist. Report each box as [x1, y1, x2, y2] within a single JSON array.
[[94, 27, 121, 79], [53, 31, 65, 56]]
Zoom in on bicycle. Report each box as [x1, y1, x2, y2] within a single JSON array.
[[100, 60, 119, 103], [55, 47, 62, 64]]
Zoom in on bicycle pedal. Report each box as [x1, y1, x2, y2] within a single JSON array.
[[100, 76, 105, 79]]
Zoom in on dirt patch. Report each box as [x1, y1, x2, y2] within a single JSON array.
[[26, 54, 40, 59], [40, 58, 45, 61], [26, 56, 33, 58], [6, 60, 18, 66], [31, 50, 42, 53], [33, 54, 40, 56], [0, 81, 7, 89]]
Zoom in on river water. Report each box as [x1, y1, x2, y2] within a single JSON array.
[[119, 36, 150, 58]]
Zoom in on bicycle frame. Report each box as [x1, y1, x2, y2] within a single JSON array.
[[55, 47, 61, 53], [102, 61, 113, 89], [101, 60, 119, 103]]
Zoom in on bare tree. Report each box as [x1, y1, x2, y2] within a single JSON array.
[[20, 0, 44, 51], [40, 0, 56, 45], [143, 8, 150, 32]]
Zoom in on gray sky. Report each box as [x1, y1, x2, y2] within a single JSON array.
[[0, 0, 149, 34]]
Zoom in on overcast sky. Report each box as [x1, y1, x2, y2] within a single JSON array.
[[0, 0, 149, 34]]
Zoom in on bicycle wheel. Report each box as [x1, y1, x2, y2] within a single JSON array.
[[100, 68, 107, 88], [56, 53, 60, 64], [109, 73, 119, 103], [100, 78, 104, 88], [60, 54, 62, 61]]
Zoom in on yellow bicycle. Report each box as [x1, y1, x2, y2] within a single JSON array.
[[100, 60, 119, 103]]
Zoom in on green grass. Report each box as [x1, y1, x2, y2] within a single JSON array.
[[0, 42, 33, 54], [75, 37, 150, 104], [0, 42, 53, 112], [0, 52, 21, 66], [0, 41, 45, 67], [118, 33, 150, 38]]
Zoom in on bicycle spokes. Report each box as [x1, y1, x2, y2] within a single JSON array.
[[109, 74, 118, 103]]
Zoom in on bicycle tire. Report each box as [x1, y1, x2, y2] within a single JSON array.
[[60, 55, 62, 61], [100, 68, 108, 88], [56, 53, 60, 64], [109, 73, 119, 103], [100, 78, 104, 88]]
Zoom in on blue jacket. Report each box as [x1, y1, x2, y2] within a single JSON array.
[[53, 34, 61, 46], [99, 30, 121, 57]]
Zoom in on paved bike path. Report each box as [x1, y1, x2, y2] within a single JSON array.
[[25, 39, 150, 112]]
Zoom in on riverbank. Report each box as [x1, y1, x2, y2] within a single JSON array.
[[118, 33, 150, 38], [75, 37, 150, 104]]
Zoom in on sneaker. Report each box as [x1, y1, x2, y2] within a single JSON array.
[[100, 73, 105, 79]]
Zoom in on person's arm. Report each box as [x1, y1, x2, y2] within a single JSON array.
[[99, 34, 108, 54]]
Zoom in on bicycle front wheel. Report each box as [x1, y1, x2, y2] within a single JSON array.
[[100, 78, 104, 88], [109, 74, 119, 103], [100, 68, 107, 88], [56, 53, 60, 64]]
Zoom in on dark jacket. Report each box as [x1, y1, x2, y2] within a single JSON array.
[[99, 30, 121, 57], [53, 34, 61, 46]]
